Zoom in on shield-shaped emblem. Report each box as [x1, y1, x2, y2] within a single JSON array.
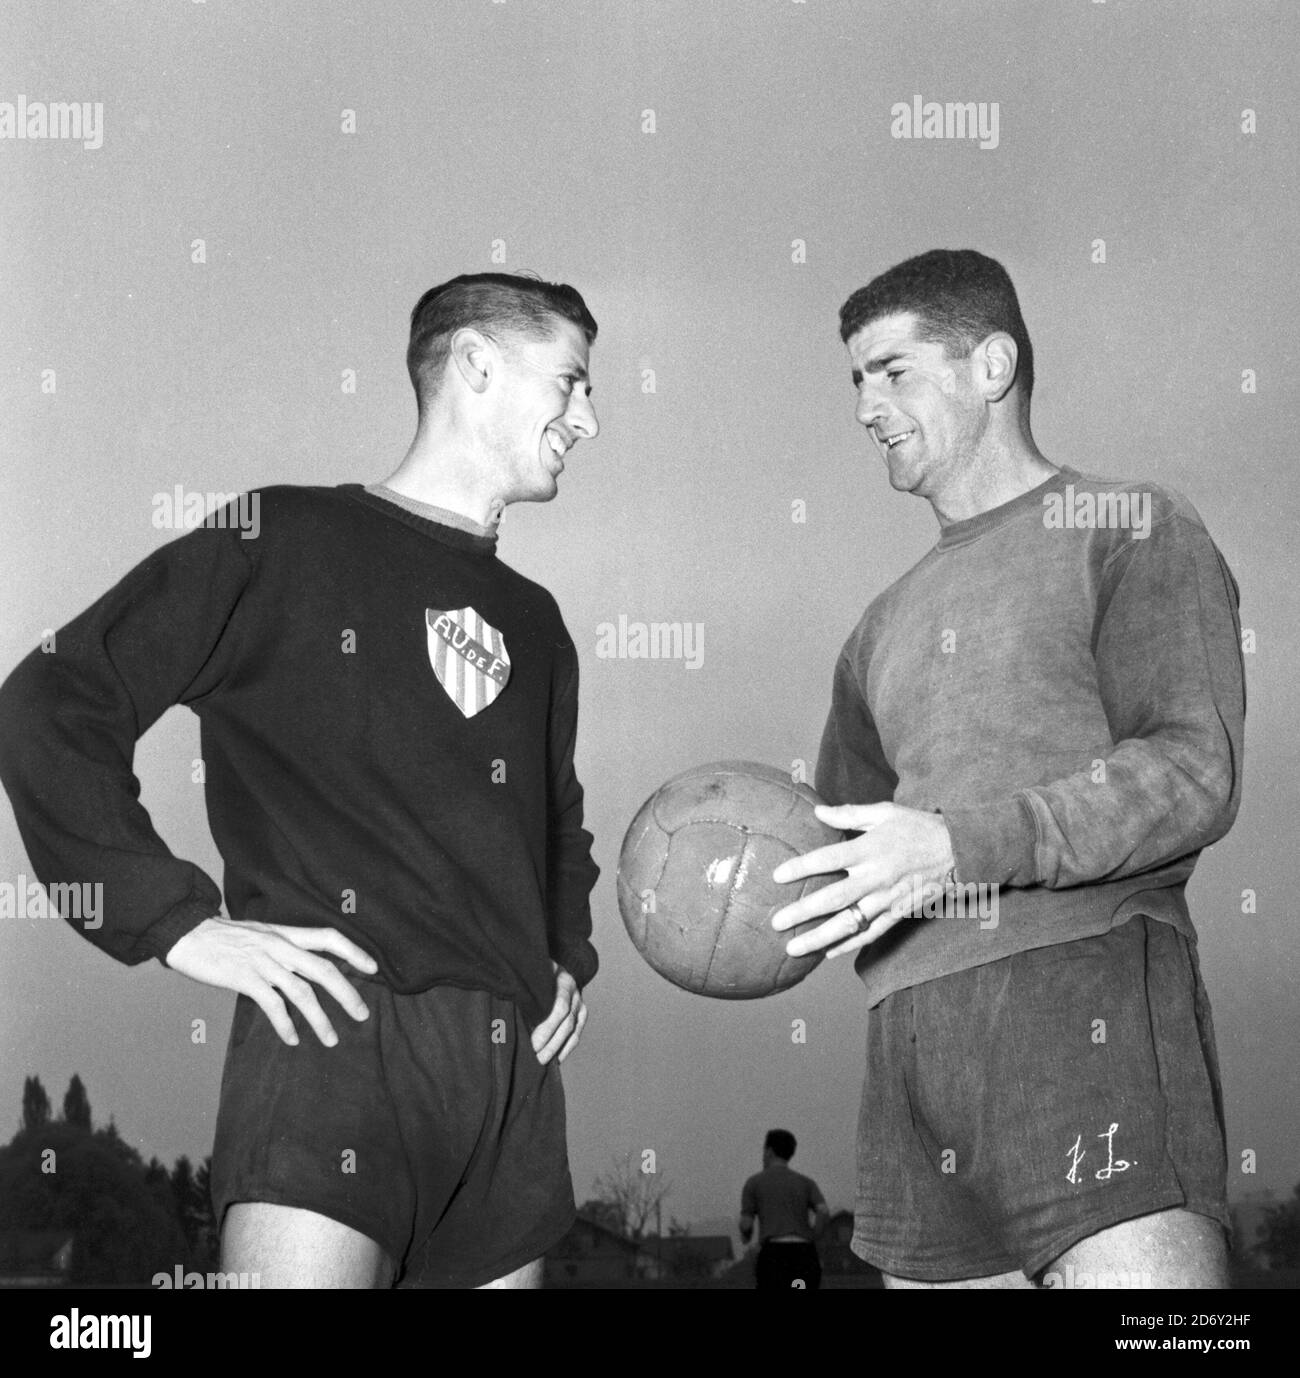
[[426, 607, 512, 718]]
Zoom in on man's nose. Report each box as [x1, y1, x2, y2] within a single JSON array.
[[569, 393, 599, 440], [854, 387, 887, 428]]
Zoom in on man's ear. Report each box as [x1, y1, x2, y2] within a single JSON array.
[[976, 332, 1019, 404], [449, 327, 493, 394]]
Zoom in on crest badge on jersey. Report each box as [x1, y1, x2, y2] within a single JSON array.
[[426, 607, 511, 718]]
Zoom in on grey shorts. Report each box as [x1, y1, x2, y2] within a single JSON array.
[[854, 915, 1228, 1281]]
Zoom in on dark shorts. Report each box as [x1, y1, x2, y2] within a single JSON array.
[[210, 979, 574, 1288], [854, 915, 1228, 1282], [756, 1240, 822, 1290]]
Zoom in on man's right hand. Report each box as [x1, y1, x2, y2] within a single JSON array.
[[165, 916, 377, 1048]]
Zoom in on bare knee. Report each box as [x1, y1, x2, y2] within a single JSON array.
[[222, 1202, 395, 1289]]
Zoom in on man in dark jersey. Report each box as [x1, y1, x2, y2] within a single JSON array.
[[0, 272, 602, 1288], [770, 250, 1244, 1289], [739, 1129, 829, 1290]]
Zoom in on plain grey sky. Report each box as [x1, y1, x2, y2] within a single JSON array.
[[2, 0, 1297, 1232]]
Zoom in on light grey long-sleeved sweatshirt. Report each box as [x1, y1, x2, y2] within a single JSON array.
[[816, 466, 1245, 1008]]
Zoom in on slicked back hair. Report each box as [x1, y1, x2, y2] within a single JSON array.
[[765, 1129, 797, 1162], [839, 249, 1034, 404], [407, 272, 597, 411]]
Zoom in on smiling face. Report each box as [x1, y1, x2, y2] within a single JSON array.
[[484, 318, 598, 505], [846, 311, 987, 499]]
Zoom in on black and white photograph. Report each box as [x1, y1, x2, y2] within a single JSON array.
[[0, 0, 1295, 1352]]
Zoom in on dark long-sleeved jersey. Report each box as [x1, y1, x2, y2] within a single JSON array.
[[0, 484, 599, 1024]]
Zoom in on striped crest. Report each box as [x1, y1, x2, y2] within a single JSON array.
[[425, 607, 512, 718]]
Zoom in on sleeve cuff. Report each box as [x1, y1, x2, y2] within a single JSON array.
[[552, 937, 598, 990], [940, 793, 1039, 887], [138, 895, 222, 965]]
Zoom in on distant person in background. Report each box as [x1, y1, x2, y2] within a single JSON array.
[[739, 1129, 829, 1289]]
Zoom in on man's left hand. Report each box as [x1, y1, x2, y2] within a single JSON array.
[[770, 803, 955, 960], [531, 963, 587, 1065]]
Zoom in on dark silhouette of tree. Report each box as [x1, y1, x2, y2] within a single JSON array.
[[192, 1157, 220, 1265], [0, 1119, 186, 1284], [21, 1076, 51, 1132], [61, 1074, 91, 1131], [1261, 1183, 1300, 1270], [170, 1155, 216, 1261], [142, 1154, 182, 1245], [1, 1075, 215, 1284], [170, 1156, 195, 1229], [93, 1118, 142, 1172], [2, 1074, 229, 1282]]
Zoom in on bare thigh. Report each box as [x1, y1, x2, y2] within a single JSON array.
[[222, 1202, 395, 1289], [1046, 1207, 1227, 1288], [476, 1257, 544, 1290]]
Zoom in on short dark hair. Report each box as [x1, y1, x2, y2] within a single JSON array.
[[839, 249, 1033, 401], [765, 1129, 796, 1161], [407, 271, 598, 409]]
